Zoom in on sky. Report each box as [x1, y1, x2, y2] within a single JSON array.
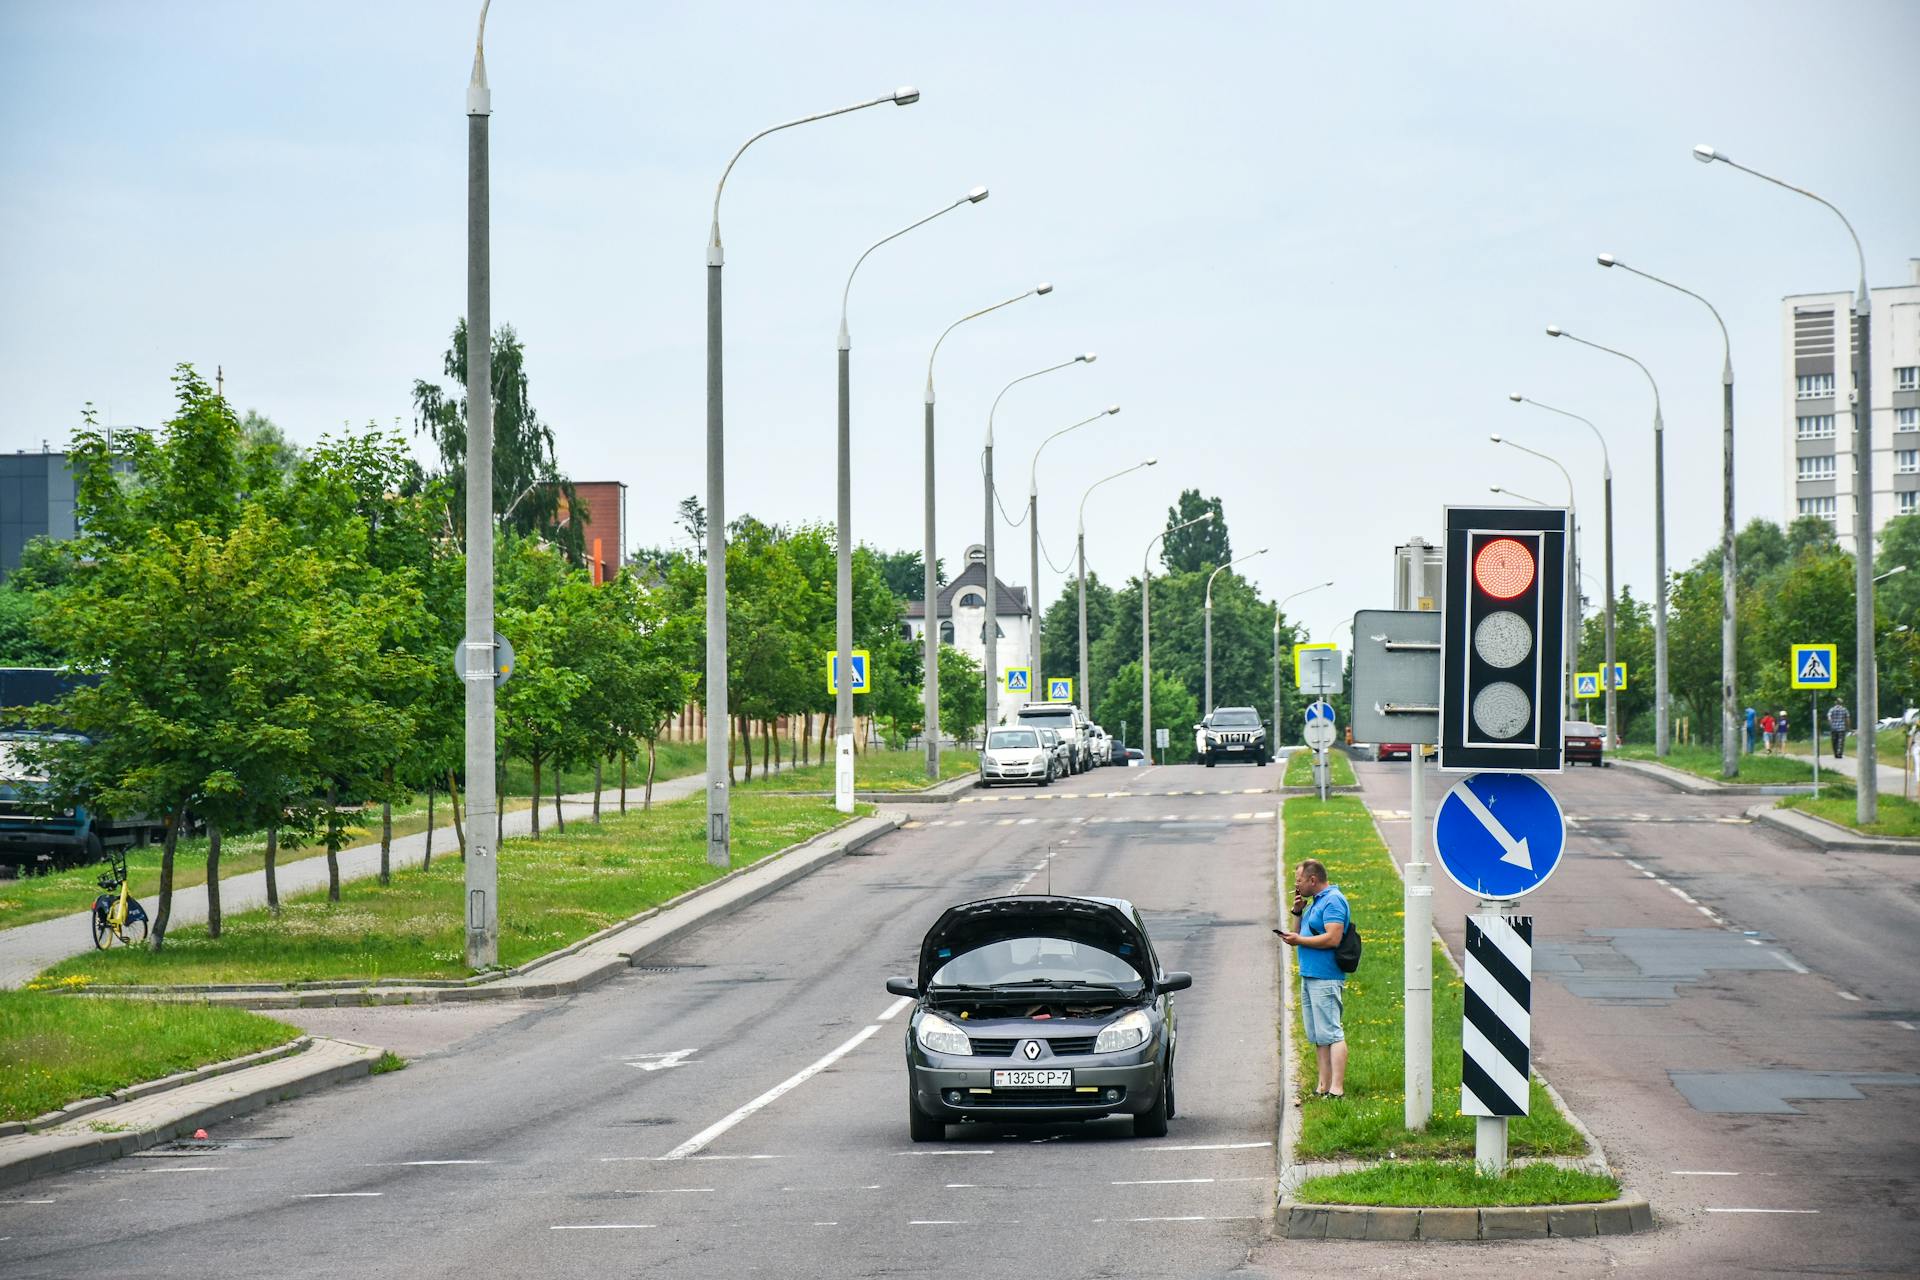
[[2, 0, 1917, 647]]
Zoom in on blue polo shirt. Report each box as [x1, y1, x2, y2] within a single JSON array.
[[1298, 884, 1351, 982]]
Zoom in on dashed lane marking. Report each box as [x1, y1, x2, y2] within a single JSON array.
[[1705, 1208, 1818, 1214], [1113, 1178, 1214, 1185], [622, 1187, 713, 1195], [1158, 1141, 1272, 1151], [1837, 991, 1862, 1001], [298, 1193, 383, 1198], [661, 1024, 883, 1161], [551, 1224, 656, 1231], [879, 996, 912, 1021], [1671, 1170, 1741, 1176]]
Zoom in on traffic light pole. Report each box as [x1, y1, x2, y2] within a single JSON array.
[[1404, 550, 1433, 1131]]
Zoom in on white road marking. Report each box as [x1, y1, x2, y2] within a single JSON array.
[[910, 1220, 965, 1225], [1895, 1021, 1917, 1031], [5, 1200, 55, 1205], [1774, 952, 1810, 974], [551, 1223, 655, 1230], [878, 996, 912, 1021], [1018, 818, 1037, 825], [628, 1050, 697, 1072], [679, 1153, 785, 1161], [944, 1183, 980, 1188], [1113, 1178, 1213, 1185], [661, 1025, 883, 1161], [146, 1166, 227, 1172], [1746, 937, 1763, 946], [1126, 1215, 1209, 1222], [1667, 885, 1697, 904], [812, 1221, 838, 1226], [949, 820, 967, 827], [1837, 990, 1862, 1001], [998, 818, 1015, 826], [1156, 1141, 1272, 1151], [1705, 1208, 1818, 1214], [623, 1187, 712, 1194], [399, 1160, 492, 1166], [1233, 812, 1252, 821], [1671, 1170, 1740, 1176], [900, 1149, 995, 1156], [298, 1192, 383, 1198]]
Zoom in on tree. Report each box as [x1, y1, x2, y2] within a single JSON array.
[[412, 319, 585, 563], [239, 410, 301, 479], [1786, 514, 1839, 560], [1038, 573, 1117, 699], [1876, 514, 1920, 628], [1159, 490, 1230, 574], [495, 536, 590, 836], [938, 645, 985, 747], [868, 546, 943, 601], [1096, 661, 1200, 762]]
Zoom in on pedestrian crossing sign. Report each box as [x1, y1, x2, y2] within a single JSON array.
[[1791, 643, 1838, 690], [1604, 662, 1627, 691], [1004, 666, 1031, 693], [827, 649, 871, 695], [1575, 672, 1600, 699], [1047, 677, 1075, 703]]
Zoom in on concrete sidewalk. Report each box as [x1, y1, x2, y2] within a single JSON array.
[[1782, 749, 1916, 797], [0, 764, 791, 990]]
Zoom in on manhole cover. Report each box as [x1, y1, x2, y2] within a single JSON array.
[[135, 1136, 291, 1156]]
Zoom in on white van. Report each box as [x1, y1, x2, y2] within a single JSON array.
[[1015, 701, 1091, 774]]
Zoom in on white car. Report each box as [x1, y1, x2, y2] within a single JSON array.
[[1088, 724, 1111, 767], [979, 727, 1054, 787], [1016, 701, 1093, 774]]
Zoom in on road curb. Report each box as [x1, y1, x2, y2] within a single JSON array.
[[72, 810, 906, 1009], [1613, 758, 1812, 796], [0, 1035, 316, 1138], [1748, 803, 1920, 855], [0, 1036, 382, 1190], [755, 771, 982, 805]]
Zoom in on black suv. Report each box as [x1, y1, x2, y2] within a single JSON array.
[[1198, 707, 1268, 767]]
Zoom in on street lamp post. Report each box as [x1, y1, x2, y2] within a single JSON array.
[[925, 284, 1053, 780], [984, 354, 1097, 736], [835, 188, 988, 814], [1075, 459, 1157, 723], [1205, 549, 1270, 712], [1694, 143, 1879, 821], [462, 2, 498, 969], [1509, 395, 1616, 747], [1548, 325, 1669, 755], [1599, 254, 1739, 778], [705, 85, 919, 866], [1271, 581, 1334, 741], [1029, 406, 1122, 699], [1141, 512, 1214, 764], [1491, 434, 1580, 711]]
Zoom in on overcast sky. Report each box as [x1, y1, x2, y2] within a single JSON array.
[[3, 0, 1916, 641]]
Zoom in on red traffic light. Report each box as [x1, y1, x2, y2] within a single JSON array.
[[1473, 537, 1535, 600]]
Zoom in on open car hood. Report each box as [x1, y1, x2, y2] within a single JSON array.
[[917, 895, 1153, 990]]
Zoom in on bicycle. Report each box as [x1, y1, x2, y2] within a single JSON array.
[[91, 848, 148, 949]]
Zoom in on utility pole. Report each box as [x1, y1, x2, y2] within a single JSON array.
[[461, 1, 499, 970]]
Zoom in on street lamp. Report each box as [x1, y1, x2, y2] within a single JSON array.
[[1141, 511, 1214, 764], [1491, 433, 1580, 710], [1075, 458, 1157, 722], [461, 0, 499, 967], [924, 283, 1053, 779], [1875, 564, 1908, 584], [705, 84, 919, 866], [1028, 405, 1121, 696], [1599, 253, 1740, 777], [1547, 324, 1670, 755], [1205, 548, 1269, 712], [833, 187, 988, 813], [1695, 143, 1879, 821], [1273, 581, 1334, 748], [983, 354, 1096, 734], [1509, 394, 1616, 748]]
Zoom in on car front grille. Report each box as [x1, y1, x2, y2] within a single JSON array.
[[969, 1037, 1019, 1057], [1212, 731, 1259, 744], [957, 1087, 1126, 1108], [967, 1034, 1102, 1057]]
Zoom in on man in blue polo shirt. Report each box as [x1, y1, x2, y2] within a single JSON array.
[[1278, 858, 1351, 1100]]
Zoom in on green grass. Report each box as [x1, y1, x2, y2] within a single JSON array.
[[1282, 796, 1587, 1161], [1294, 1159, 1620, 1207], [1614, 742, 1813, 784], [1284, 748, 1356, 787], [0, 990, 301, 1123], [369, 1050, 407, 1075], [498, 742, 709, 802], [1778, 786, 1920, 838], [759, 748, 976, 792], [36, 792, 868, 986]]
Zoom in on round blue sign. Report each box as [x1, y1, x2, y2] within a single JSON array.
[[1431, 772, 1566, 900]]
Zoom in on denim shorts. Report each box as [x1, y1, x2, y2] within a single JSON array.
[[1301, 976, 1346, 1045]]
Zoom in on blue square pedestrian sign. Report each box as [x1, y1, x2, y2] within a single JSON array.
[[1047, 677, 1075, 703], [1004, 666, 1031, 694], [1790, 643, 1837, 690], [827, 649, 871, 695], [1575, 671, 1600, 699], [1604, 662, 1627, 691]]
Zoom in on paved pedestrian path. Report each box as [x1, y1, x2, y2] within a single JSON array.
[[1782, 749, 1915, 797], [0, 764, 792, 990]]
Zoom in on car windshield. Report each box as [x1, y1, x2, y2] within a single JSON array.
[[987, 730, 1039, 749], [1210, 709, 1259, 727], [930, 936, 1143, 990], [1565, 722, 1600, 735]]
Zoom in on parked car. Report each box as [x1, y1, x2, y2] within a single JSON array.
[[1087, 724, 1111, 767], [1109, 737, 1127, 764], [886, 894, 1191, 1141], [1195, 707, 1269, 767], [1036, 726, 1072, 779], [1376, 743, 1436, 762], [979, 727, 1054, 787], [1125, 747, 1144, 765], [1016, 701, 1093, 774], [1564, 720, 1606, 766]]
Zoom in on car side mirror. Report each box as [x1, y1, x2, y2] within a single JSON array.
[[885, 976, 920, 998], [1158, 971, 1193, 993]]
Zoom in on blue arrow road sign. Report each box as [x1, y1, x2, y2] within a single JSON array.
[[1432, 772, 1566, 900], [1305, 700, 1335, 725]]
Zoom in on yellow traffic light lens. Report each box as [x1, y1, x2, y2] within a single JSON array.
[[1472, 681, 1532, 738], [1473, 611, 1533, 668]]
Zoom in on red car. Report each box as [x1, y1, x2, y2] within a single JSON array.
[[1376, 743, 1435, 762], [1565, 721, 1607, 765]]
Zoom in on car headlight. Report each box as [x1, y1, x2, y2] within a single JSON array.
[[915, 1012, 972, 1056], [1094, 1009, 1152, 1054]]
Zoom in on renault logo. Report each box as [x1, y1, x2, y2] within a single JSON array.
[[1021, 1040, 1042, 1061]]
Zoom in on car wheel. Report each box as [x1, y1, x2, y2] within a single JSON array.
[[908, 1089, 945, 1143], [1133, 1061, 1171, 1138]]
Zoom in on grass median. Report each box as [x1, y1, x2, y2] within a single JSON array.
[[1284, 749, 1356, 787], [1777, 785, 1920, 839], [1295, 1159, 1619, 1207], [35, 792, 868, 987], [1282, 795, 1586, 1162], [0, 990, 301, 1123], [760, 748, 976, 792], [1614, 742, 1813, 784]]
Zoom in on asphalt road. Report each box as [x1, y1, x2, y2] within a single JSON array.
[[1294, 756, 1920, 1278], [0, 761, 1289, 1280]]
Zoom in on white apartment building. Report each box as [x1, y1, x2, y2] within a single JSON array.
[[1783, 258, 1920, 549], [902, 544, 1033, 727]]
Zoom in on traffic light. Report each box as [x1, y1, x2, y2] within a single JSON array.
[[1439, 505, 1567, 772]]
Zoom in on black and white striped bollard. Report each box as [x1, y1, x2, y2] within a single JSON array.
[[1462, 907, 1532, 1174]]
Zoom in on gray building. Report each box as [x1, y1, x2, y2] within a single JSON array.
[[0, 451, 79, 582], [1783, 258, 1920, 548]]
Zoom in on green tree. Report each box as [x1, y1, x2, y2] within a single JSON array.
[[1095, 661, 1200, 762], [938, 645, 985, 746], [1786, 514, 1839, 560], [868, 546, 942, 601], [239, 410, 302, 479], [1875, 513, 1920, 628], [1159, 490, 1230, 574], [1039, 573, 1117, 701]]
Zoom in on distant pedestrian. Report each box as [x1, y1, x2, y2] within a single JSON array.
[[1278, 858, 1350, 1100], [1777, 709, 1790, 753], [1829, 700, 1850, 759], [1760, 712, 1777, 754], [1745, 706, 1758, 754]]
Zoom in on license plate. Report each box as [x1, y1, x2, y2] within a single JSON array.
[[1224, 744, 1243, 751], [992, 1069, 1072, 1088]]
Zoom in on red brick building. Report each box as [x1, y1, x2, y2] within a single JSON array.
[[558, 480, 628, 584]]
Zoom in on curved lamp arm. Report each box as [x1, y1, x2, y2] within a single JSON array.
[[1547, 326, 1663, 432], [1030, 405, 1120, 496], [1597, 256, 1732, 384], [1206, 548, 1270, 608], [927, 284, 1052, 404], [1509, 393, 1610, 476], [986, 353, 1095, 447], [1077, 459, 1157, 535], [840, 187, 988, 348], [1145, 511, 1214, 580]]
